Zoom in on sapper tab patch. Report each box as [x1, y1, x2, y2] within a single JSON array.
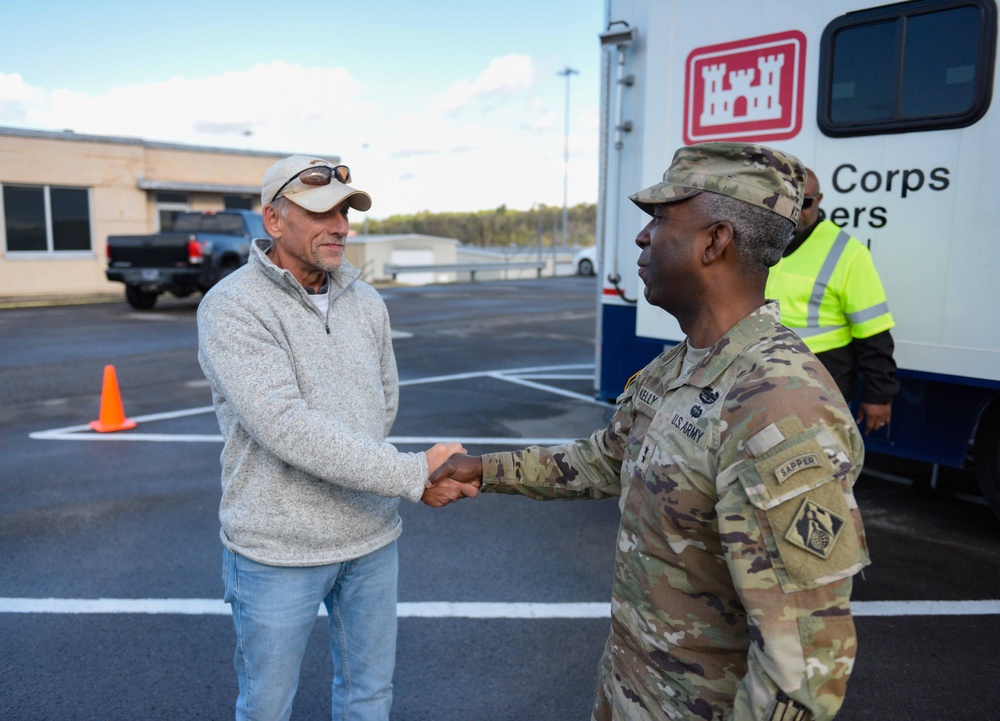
[[785, 498, 845, 559], [775, 453, 821, 484]]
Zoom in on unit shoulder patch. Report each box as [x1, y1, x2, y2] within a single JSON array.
[[784, 498, 846, 559], [736, 428, 865, 592]]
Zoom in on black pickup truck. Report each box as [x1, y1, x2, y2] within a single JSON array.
[[105, 210, 268, 309]]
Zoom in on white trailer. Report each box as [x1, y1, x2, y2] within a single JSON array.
[[593, 0, 1000, 515]]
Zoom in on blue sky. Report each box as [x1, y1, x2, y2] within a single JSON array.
[[1, 0, 606, 218]]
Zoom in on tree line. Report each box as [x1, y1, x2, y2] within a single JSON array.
[[364, 203, 597, 248]]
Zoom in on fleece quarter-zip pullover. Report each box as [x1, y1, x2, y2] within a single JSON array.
[[198, 239, 428, 566]]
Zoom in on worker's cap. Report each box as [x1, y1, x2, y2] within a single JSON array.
[[261, 155, 372, 213], [629, 142, 806, 223]]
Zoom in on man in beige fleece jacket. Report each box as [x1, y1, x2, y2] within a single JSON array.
[[198, 155, 472, 721]]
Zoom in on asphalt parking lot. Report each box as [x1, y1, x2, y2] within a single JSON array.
[[2, 276, 999, 720]]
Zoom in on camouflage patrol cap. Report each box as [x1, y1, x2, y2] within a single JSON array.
[[629, 142, 806, 223]]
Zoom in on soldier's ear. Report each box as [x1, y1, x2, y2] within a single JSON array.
[[702, 221, 733, 266]]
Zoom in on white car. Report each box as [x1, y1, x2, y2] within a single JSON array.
[[574, 246, 597, 276]]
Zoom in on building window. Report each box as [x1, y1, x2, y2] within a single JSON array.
[[156, 191, 189, 231], [3, 185, 92, 254], [819, 0, 997, 136]]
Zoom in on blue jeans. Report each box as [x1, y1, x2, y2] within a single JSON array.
[[222, 541, 398, 721]]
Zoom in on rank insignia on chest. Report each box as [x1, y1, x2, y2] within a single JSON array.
[[636, 437, 655, 472], [785, 498, 846, 559]]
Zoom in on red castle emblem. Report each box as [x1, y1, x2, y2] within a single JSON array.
[[684, 30, 806, 145]]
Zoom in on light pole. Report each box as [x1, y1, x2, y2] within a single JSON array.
[[360, 143, 370, 235], [557, 66, 579, 268], [531, 202, 543, 265]]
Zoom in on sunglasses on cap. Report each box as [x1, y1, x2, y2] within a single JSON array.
[[802, 195, 820, 209], [270, 164, 352, 203]]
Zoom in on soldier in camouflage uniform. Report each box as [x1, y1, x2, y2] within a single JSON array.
[[429, 142, 869, 721]]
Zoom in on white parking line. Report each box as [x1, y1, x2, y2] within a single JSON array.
[[397, 363, 595, 387], [29, 364, 601, 443], [850, 600, 1000, 616], [18, 362, 999, 623], [1, 598, 997, 617], [489, 372, 604, 405]]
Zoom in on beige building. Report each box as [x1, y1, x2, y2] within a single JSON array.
[[0, 126, 306, 302], [0, 126, 574, 304]]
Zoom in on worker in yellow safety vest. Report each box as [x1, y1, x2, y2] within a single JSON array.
[[765, 167, 899, 435]]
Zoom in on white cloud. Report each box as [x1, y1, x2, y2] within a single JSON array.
[[0, 71, 46, 122], [433, 54, 536, 115], [0, 72, 36, 99], [0, 58, 600, 218], [29, 63, 376, 153]]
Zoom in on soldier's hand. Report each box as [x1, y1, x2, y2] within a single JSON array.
[[429, 454, 484, 485], [424, 442, 467, 476]]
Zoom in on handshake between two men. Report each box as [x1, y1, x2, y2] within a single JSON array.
[[420, 443, 483, 508]]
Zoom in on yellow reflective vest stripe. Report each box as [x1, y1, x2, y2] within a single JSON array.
[[765, 220, 895, 354]]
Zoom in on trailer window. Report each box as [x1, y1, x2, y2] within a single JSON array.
[[819, 0, 997, 136]]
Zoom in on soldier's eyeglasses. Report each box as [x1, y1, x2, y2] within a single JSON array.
[[271, 165, 352, 203], [802, 195, 819, 209]]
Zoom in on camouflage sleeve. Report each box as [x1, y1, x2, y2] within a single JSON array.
[[480, 382, 637, 500], [717, 413, 869, 721]]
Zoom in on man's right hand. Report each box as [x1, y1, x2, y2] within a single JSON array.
[[429, 454, 484, 485]]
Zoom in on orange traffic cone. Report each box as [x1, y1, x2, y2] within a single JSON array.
[[89, 365, 137, 433]]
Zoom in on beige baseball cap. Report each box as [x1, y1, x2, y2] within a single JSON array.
[[261, 155, 372, 213]]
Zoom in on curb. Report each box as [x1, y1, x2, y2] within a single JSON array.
[[0, 294, 122, 310]]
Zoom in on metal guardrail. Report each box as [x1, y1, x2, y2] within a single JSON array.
[[383, 260, 546, 282]]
